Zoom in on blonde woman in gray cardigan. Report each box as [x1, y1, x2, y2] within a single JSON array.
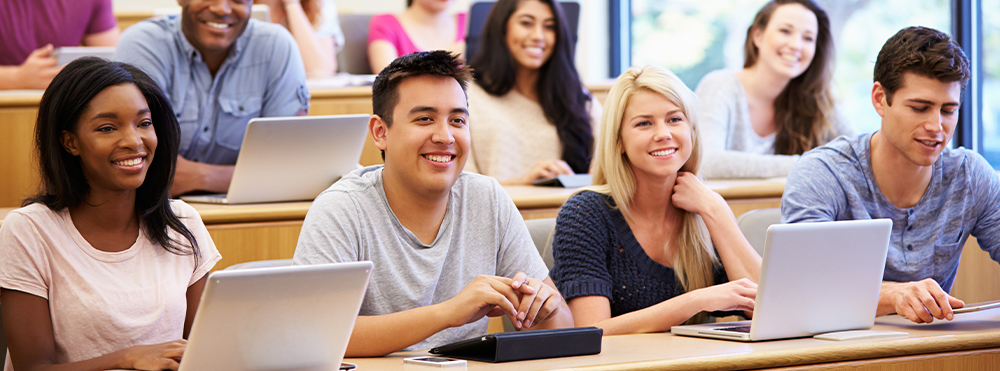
[[696, 0, 854, 179]]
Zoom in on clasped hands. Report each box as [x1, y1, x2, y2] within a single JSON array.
[[447, 273, 563, 330]]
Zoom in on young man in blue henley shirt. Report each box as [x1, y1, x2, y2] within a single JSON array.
[[782, 26, 1000, 324]]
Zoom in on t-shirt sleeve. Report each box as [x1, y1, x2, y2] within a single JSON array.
[[294, 191, 363, 265], [493, 181, 548, 281], [262, 24, 311, 116], [87, 0, 118, 35], [781, 151, 844, 223], [172, 201, 222, 285], [317, 0, 346, 51], [969, 153, 1000, 262], [0, 211, 51, 301], [367, 14, 401, 50], [549, 192, 613, 300]]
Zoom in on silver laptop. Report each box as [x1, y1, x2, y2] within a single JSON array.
[[182, 114, 369, 204], [54, 46, 116, 66], [178, 261, 373, 371], [671, 219, 892, 341]]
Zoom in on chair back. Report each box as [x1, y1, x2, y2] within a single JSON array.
[[736, 208, 782, 256], [338, 13, 374, 74], [524, 218, 557, 269]]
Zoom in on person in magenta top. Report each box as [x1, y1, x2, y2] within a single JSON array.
[[0, 0, 120, 90], [367, 0, 467, 74]]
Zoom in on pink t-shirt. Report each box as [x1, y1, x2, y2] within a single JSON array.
[[0, 201, 221, 370], [367, 13, 468, 57], [0, 0, 118, 65]]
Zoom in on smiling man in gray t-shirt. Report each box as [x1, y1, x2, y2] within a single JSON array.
[[293, 51, 573, 356]]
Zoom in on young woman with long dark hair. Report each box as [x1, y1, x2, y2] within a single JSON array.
[[467, 0, 600, 185], [0, 58, 220, 371]]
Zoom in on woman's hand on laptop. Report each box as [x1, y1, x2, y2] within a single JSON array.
[[510, 272, 565, 329], [879, 279, 966, 323], [689, 278, 757, 313], [121, 339, 187, 370]]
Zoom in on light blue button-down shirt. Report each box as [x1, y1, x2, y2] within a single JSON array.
[[782, 133, 1000, 292], [115, 15, 310, 165]]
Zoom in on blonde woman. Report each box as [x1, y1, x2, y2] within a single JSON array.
[[549, 66, 761, 335]]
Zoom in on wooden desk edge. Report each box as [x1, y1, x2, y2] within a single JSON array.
[[560, 331, 1000, 371]]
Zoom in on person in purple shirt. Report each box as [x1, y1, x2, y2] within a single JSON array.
[[782, 26, 1000, 324], [0, 0, 120, 90]]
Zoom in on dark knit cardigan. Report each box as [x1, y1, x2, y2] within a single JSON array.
[[550, 190, 730, 318]]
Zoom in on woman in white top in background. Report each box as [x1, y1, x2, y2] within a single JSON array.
[[257, 0, 345, 78], [695, 0, 854, 179], [0, 58, 220, 371]]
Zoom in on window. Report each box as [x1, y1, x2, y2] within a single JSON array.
[[627, 0, 953, 135], [983, 0, 1000, 167]]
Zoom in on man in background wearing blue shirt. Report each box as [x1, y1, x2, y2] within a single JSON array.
[[782, 26, 1000, 324], [116, 0, 309, 196]]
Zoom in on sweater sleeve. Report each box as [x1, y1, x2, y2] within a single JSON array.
[[549, 191, 614, 300], [695, 70, 800, 179]]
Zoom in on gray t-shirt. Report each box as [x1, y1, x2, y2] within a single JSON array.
[[294, 166, 548, 351], [782, 133, 1000, 292], [695, 69, 856, 179]]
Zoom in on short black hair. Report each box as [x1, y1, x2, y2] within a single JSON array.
[[371, 51, 472, 160], [874, 26, 971, 105], [30, 57, 199, 262]]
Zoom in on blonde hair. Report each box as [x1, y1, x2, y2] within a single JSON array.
[[586, 65, 719, 322]]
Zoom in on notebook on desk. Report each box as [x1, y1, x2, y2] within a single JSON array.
[[671, 219, 892, 342], [182, 114, 369, 204], [178, 261, 372, 371]]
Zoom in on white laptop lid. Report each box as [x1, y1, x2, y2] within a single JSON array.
[[673, 219, 892, 341], [54, 46, 115, 66], [185, 114, 369, 204], [179, 261, 372, 371]]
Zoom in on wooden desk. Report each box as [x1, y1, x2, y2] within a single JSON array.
[[0, 181, 781, 270], [344, 309, 1000, 370]]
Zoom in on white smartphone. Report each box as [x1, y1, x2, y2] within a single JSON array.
[[403, 357, 467, 368], [953, 301, 1000, 314]]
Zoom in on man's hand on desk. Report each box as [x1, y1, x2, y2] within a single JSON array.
[[170, 156, 235, 197], [0, 44, 62, 90], [879, 279, 965, 324]]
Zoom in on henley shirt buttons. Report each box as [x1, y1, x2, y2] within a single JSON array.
[[203, 127, 209, 132], [907, 244, 913, 251], [907, 226, 912, 231]]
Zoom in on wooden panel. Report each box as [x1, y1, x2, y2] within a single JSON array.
[[727, 197, 781, 218], [116, 10, 154, 32], [0, 107, 40, 208], [952, 237, 1000, 303], [206, 220, 303, 271], [766, 348, 1000, 371]]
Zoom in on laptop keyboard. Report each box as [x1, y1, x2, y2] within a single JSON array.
[[715, 325, 751, 333]]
